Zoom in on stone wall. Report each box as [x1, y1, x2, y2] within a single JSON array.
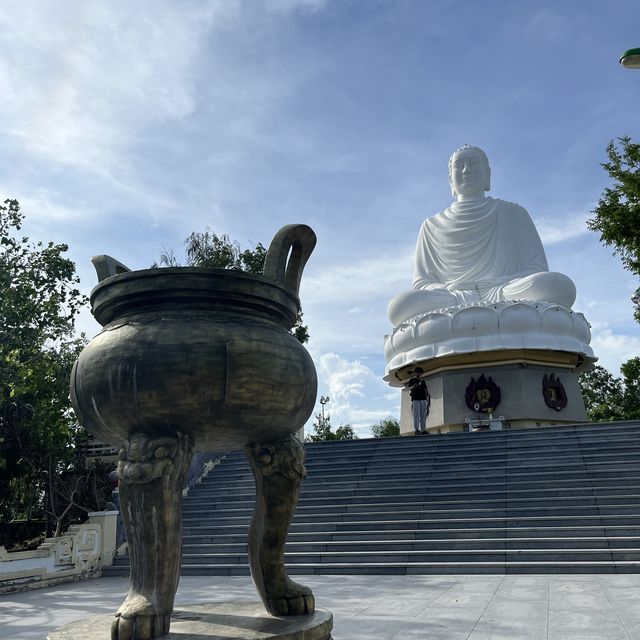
[[0, 511, 118, 594]]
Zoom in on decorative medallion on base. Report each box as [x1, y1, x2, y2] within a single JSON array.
[[464, 374, 501, 413], [542, 373, 568, 411]]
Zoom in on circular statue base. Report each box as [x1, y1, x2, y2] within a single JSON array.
[[397, 360, 587, 435], [384, 300, 595, 385], [48, 602, 333, 640]]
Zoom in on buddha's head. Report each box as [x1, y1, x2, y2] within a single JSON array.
[[448, 145, 491, 200]]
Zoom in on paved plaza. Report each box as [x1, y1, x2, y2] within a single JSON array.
[[3, 574, 640, 639]]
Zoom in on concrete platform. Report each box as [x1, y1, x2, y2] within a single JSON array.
[[48, 602, 332, 640], [4, 574, 640, 639]]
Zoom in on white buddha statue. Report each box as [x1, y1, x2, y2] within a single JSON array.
[[388, 145, 577, 326]]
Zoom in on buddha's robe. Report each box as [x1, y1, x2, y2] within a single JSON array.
[[388, 197, 576, 325]]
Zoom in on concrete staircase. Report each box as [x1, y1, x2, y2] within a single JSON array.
[[110, 421, 640, 575]]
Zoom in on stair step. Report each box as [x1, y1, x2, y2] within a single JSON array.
[[182, 526, 640, 542], [178, 548, 640, 564], [107, 560, 640, 577], [202, 466, 640, 487], [182, 494, 640, 511], [181, 536, 640, 553], [114, 421, 640, 575], [192, 477, 640, 498]]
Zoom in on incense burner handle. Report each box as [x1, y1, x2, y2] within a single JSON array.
[[263, 224, 317, 296]]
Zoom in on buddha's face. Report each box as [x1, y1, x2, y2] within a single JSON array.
[[449, 149, 490, 200]]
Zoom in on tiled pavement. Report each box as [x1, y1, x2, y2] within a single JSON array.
[[3, 574, 640, 639]]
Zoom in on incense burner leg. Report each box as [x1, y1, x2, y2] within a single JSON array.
[[112, 431, 193, 640], [245, 434, 315, 616]]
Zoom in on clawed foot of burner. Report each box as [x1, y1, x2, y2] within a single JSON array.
[[115, 432, 193, 639], [264, 576, 316, 616], [111, 595, 170, 640], [245, 434, 317, 617], [111, 613, 170, 640]]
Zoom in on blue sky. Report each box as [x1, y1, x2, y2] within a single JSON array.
[[2, 0, 639, 436]]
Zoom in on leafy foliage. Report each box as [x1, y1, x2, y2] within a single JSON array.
[[334, 425, 357, 440], [48, 460, 114, 537], [156, 228, 309, 342], [0, 199, 88, 524], [305, 412, 358, 442], [578, 365, 624, 422], [578, 358, 640, 422], [620, 357, 640, 421], [371, 417, 400, 438], [588, 136, 640, 321], [158, 230, 268, 273]]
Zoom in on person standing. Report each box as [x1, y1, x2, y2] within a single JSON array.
[[408, 367, 430, 435]]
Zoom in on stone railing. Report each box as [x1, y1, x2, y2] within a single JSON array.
[[0, 510, 118, 594], [185, 451, 226, 494]]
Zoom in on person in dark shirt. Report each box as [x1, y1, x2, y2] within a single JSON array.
[[408, 367, 430, 435]]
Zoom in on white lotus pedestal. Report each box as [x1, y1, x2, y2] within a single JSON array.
[[384, 301, 596, 435]]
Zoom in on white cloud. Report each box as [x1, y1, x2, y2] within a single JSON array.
[[301, 248, 413, 304], [306, 351, 400, 437], [7, 189, 87, 223], [0, 0, 325, 175], [536, 210, 591, 245], [590, 328, 640, 375], [0, 0, 341, 231], [0, 1, 215, 175], [318, 353, 371, 404]]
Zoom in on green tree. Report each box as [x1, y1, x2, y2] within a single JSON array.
[[156, 228, 309, 343], [620, 357, 640, 420], [335, 424, 357, 440], [371, 417, 400, 438], [307, 412, 332, 442], [305, 411, 358, 442], [578, 359, 640, 423], [588, 136, 640, 320], [578, 365, 625, 422], [0, 199, 87, 523], [47, 459, 113, 537]]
